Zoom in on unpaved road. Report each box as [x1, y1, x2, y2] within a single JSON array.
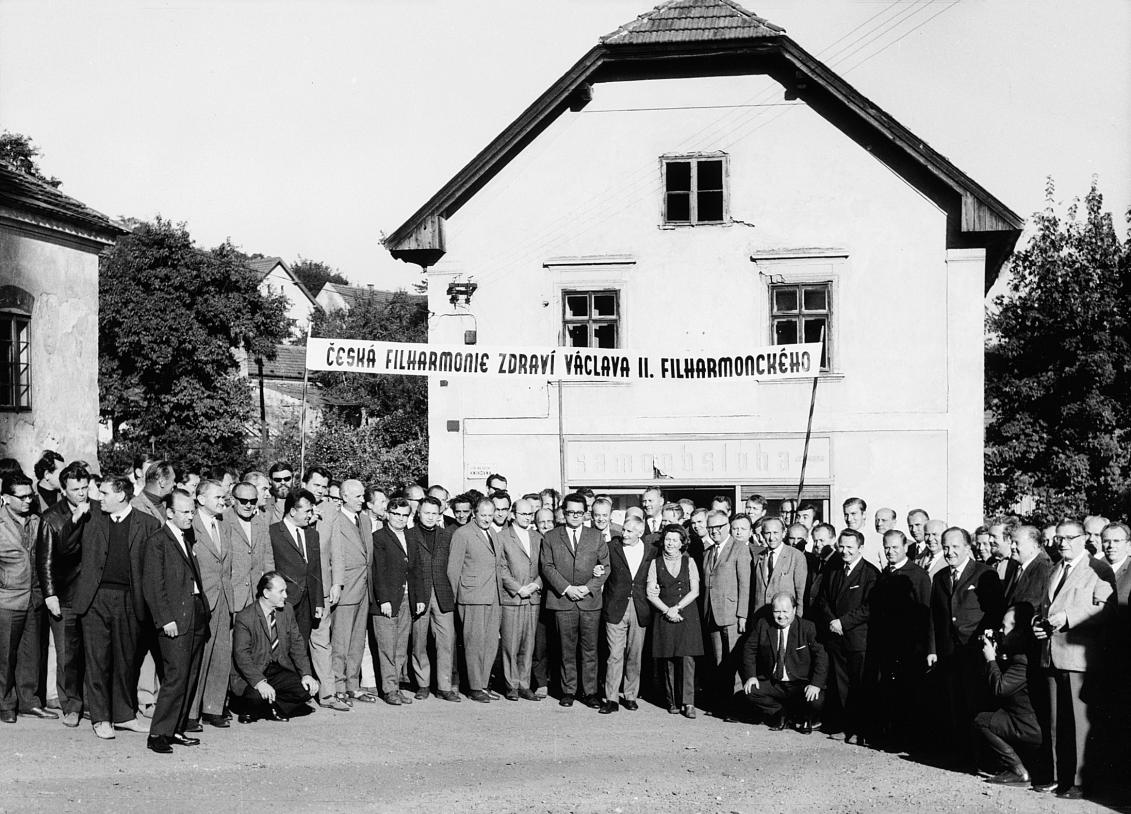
[[1, 698, 1126, 813]]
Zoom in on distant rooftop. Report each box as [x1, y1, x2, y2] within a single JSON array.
[[318, 282, 426, 311], [601, 0, 784, 46], [245, 256, 284, 281], [0, 161, 125, 240]]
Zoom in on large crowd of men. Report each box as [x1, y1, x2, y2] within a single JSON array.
[[0, 451, 1128, 800]]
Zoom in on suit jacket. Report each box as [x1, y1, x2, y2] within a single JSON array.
[[742, 617, 828, 688], [223, 511, 276, 610], [540, 525, 609, 612], [813, 557, 880, 653], [129, 492, 166, 525], [751, 543, 808, 620], [412, 523, 456, 613], [701, 535, 752, 627], [869, 560, 931, 661], [1040, 553, 1115, 672], [311, 502, 337, 602], [36, 498, 89, 606], [0, 508, 38, 611], [1004, 551, 1054, 611], [371, 526, 420, 615], [268, 521, 324, 614], [591, 523, 623, 545], [142, 524, 210, 633], [327, 509, 370, 605], [986, 652, 1039, 741], [192, 512, 234, 613], [602, 539, 654, 626], [72, 507, 159, 619], [447, 522, 503, 606], [230, 601, 312, 696], [928, 559, 1003, 658], [497, 525, 544, 607], [1113, 557, 1131, 609]]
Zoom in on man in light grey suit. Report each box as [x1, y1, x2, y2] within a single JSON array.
[[751, 519, 809, 621], [224, 482, 275, 611], [187, 479, 234, 730], [497, 498, 543, 701], [447, 497, 503, 703], [328, 479, 374, 705], [701, 509, 751, 704]]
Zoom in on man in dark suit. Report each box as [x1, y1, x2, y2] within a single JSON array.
[[742, 592, 827, 733], [1005, 525, 1054, 609], [447, 497, 503, 703], [869, 529, 931, 751], [371, 497, 422, 706], [497, 498, 544, 701], [541, 493, 609, 708], [35, 462, 92, 726], [141, 490, 209, 754], [589, 497, 622, 545], [73, 476, 161, 739], [928, 526, 1004, 769], [812, 528, 879, 742], [230, 572, 319, 722], [600, 516, 653, 714], [268, 489, 324, 643], [410, 496, 459, 701]]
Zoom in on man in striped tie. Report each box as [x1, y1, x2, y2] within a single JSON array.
[[230, 572, 319, 723]]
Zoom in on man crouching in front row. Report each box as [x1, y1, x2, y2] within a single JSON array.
[[741, 592, 827, 734], [230, 572, 319, 723]]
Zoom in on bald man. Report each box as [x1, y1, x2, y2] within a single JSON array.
[[916, 520, 948, 577], [328, 479, 374, 705]]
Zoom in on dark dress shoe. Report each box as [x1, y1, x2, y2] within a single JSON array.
[[796, 721, 813, 735], [505, 689, 519, 701], [581, 694, 602, 710], [265, 706, 290, 723], [486, 689, 501, 701], [335, 692, 355, 708], [469, 690, 491, 703], [987, 770, 1029, 787], [183, 719, 203, 733], [668, 705, 680, 714], [1056, 786, 1084, 800], [351, 691, 379, 703], [681, 705, 697, 719], [517, 688, 538, 701], [383, 693, 403, 706], [412, 689, 429, 701], [438, 690, 462, 702], [598, 701, 618, 715], [0, 710, 16, 723], [201, 713, 229, 728], [1031, 782, 1060, 794], [237, 713, 257, 724], [768, 716, 787, 731], [559, 695, 575, 707], [622, 700, 639, 711], [23, 707, 59, 720], [170, 732, 200, 746], [147, 735, 173, 754]]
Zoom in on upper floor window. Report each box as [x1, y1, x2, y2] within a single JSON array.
[[0, 312, 31, 411], [563, 290, 619, 348], [770, 282, 830, 370], [662, 154, 727, 225]]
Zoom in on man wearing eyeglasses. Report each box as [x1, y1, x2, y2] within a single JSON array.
[[447, 497, 504, 702], [371, 497, 420, 706], [224, 482, 275, 612], [1031, 521, 1115, 799], [0, 472, 53, 723], [327, 480, 374, 707], [497, 498, 544, 701], [698, 510, 750, 711]]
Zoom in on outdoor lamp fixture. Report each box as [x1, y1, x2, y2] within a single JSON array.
[[447, 280, 478, 307]]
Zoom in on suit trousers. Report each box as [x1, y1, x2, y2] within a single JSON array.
[[190, 591, 232, 718], [500, 604, 538, 691], [135, 631, 162, 711], [0, 606, 36, 712], [291, 594, 314, 643], [47, 606, 84, 714], [937, 648, 983, 762], [532, 609, 553, 692], [555, 608, 600, 698], [372, 599, 411, 695], [826, 641, 868, 736], [411, 592, 455, 692], [19, 598, 46, 710], [81, 588, 140, 724], [747, 679, 824, 722], [309, 600, 333, 702], [974, 709, 1039, 773], [151, 595, 208, 738], [236, 661, 312, 719], [706, 621, 743, 699], [458, 603, 501, 692], [604, 602, 646, 702], [331, 597, 369, 694], [660, 655, 695, 706], [1046, 668, 1090, 788]]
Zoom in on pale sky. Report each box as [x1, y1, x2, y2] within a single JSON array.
[[2, 0, 1127, 291]]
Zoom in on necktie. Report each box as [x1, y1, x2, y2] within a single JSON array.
[[777, 627, 787, 680], [209, 519, 222, 556], [268, 610, 279, 652], [951, 567, 960, 589], [767, 549, 775, 580], [294, 528, 306, 561], [569, 530, 577, 554], [1052, 563, 1071, 599]]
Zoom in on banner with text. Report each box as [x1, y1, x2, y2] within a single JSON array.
[[306, 339, 823, 382]]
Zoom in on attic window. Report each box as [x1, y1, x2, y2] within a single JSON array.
[[662, 154, 727, 225]]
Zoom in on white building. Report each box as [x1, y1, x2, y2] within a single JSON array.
[[247, 256, 317, 337], [383, 0, 1022, 527]]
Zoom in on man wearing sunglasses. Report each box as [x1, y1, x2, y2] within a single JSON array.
[[266, 463, 294, 524], [447, 497, 504, 703], [225, 482, 275, 612]]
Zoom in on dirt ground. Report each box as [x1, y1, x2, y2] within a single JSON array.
[[1, 697, 1127, 814]]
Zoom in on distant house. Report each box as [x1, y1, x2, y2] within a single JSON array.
[[0, 162, 125, 471], [240, 343, 322, 454], [247, 256, 318, 337], [316, 281, 425, 313]]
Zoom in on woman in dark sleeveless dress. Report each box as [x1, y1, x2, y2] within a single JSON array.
[[647, 524, 703, 718]]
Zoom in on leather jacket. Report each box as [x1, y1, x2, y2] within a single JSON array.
[[36, 498, 89, 606]]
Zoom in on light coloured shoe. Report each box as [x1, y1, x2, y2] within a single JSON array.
[[534, 687, 548, 699], [93, 721, 116, 739], [139, 703, 155, 719], [114, 717, 150, 733], [62, 712, 80, 727]]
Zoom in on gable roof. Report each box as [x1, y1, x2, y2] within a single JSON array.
[[383, 0, 1022, 289], [258, 344, 307, 380], [0, 161, 126, 244], [246, 255, 318, 307], [317, 282, 426, 311]]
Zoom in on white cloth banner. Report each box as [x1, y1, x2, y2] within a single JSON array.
[[305, 338, 823, 382]]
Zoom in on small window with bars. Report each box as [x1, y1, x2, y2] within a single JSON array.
[[563, 290, 619, 349], [0, 313, 31, 411], [770, 283, 830, 370], [662, 154, 727, 225]]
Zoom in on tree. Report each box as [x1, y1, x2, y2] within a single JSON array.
[[985, 179, 1130, 524], [100, 217, 292, 468], [290, 256, 349, 297], [0, 131, 62, 187]]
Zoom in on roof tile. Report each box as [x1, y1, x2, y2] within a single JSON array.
[[601, 0, 784, 46], [0, 161, 124, 237]]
